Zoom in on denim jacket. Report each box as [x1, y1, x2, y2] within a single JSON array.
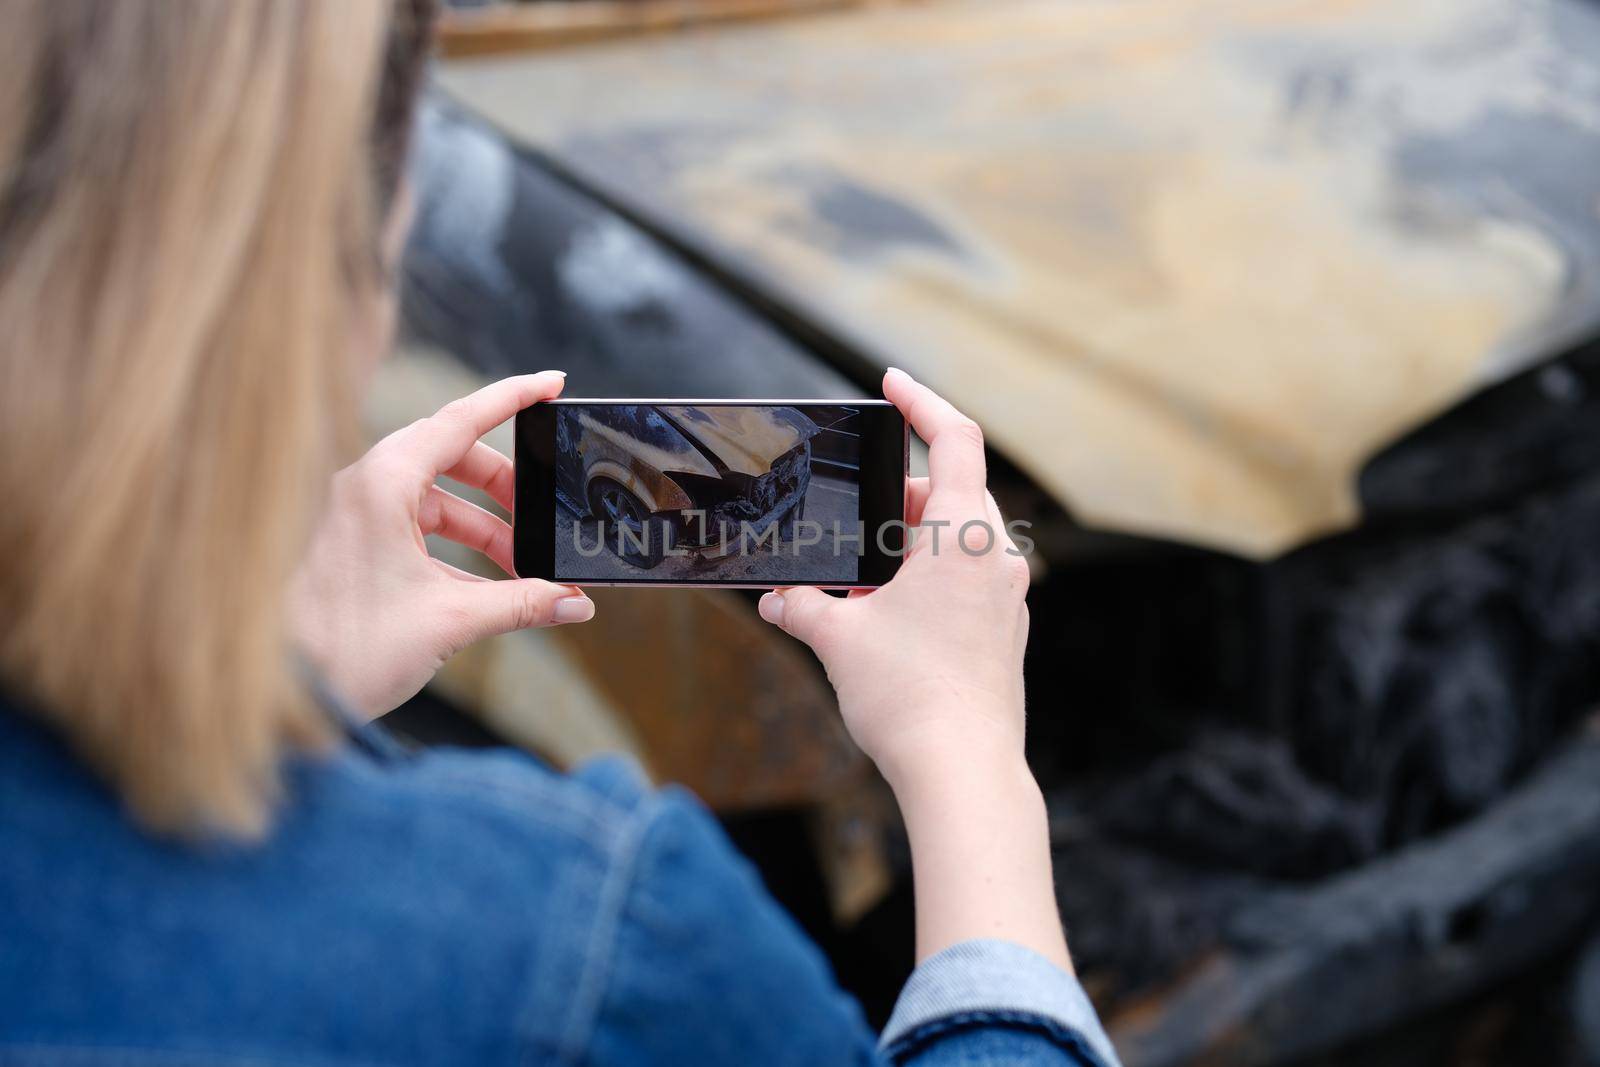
[[0, 697, 1121, 1067]]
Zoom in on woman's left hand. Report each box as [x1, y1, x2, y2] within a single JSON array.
[[289, 371, 593, 720]]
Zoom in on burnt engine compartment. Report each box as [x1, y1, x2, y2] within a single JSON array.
[[1017, 334, 1600, 1062], [668, 440, 811, 545]]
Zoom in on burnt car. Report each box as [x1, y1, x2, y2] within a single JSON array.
[[402, 0, 1600, 1062], [555, 403, 818, 568]]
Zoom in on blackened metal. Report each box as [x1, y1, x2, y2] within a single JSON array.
[[1107, 729, 1600, 1067]]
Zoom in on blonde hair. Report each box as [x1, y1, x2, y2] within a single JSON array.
[[0, 1, 402, 835]]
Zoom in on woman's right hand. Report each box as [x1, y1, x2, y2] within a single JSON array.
[[758, 368, 1069, 971], [757, 368, 1032, 794]]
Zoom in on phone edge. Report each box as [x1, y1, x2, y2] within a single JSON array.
[[514, 398, 908, 588]]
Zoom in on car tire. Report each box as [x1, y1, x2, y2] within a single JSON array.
[[586, 477, 669, 570]]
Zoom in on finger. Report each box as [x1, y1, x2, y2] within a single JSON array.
[[419, 486, 515, 577], [452, 578, 595, 645], [905, 476, 931, 527], [401, 371, 565, 476], [882, 368, 986, 505], [443, 441, 515, 513], [758, 586, 843, 651]]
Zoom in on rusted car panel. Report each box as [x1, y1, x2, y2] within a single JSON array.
[[438, 0, 1600, 558], [561, 584, 863, 809]]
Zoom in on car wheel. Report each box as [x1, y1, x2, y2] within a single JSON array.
[[587, 477, 668, 569]]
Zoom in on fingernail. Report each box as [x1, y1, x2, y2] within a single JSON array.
[[885, 367, 911, 382], [757, 591, 786, 626], [546, 370, 567, 378], [552, 595, 594, 624]]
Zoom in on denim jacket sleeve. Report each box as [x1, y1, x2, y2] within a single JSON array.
[[882, 940, 1122, 1067], [570, 779, 1122, 1067]]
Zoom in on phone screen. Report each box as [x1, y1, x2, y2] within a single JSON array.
[[514, 400, 906, 587]]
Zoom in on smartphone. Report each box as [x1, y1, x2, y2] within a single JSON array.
[[514, 399, 907, 588]]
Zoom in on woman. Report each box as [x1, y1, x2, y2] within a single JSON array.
[[0, 2, 1119, 1065]]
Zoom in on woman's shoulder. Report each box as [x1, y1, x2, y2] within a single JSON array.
[[266, 728, 877, 1064], [306, 725, 666, 862], [315, 728, 878, 1064], [0, 705, 876, 1065], [0, 706, 773, 1065]]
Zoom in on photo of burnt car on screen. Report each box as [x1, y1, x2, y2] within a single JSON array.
[[554, 404, 861, 582]]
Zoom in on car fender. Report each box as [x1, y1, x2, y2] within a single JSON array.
[[581, 458, 694, 516]]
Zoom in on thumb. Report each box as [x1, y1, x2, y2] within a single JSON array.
[[452, 578, 595, 644], [758, 587, 841, 650]]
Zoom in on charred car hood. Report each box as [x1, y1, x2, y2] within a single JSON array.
[[658, 405, 820, 476], [442, 0, 1600, 558]]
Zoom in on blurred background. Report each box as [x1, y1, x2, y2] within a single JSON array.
[[377, 1, 1600, 1063]]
